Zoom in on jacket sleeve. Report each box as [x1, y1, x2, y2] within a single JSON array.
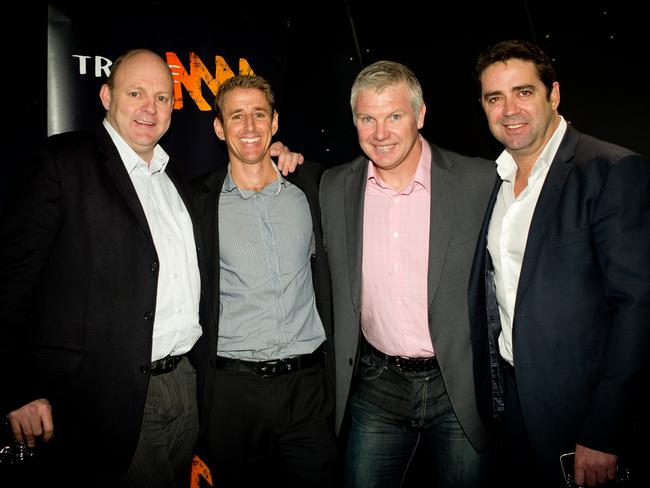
[[578, 153, 650, 453], [0, 146, 64, 412]]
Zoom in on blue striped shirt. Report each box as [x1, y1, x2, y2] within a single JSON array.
[[217, 167, 325, 360]]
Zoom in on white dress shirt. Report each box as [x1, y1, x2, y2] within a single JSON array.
[[487, 117, 567, 365], [104, 120, 202, 361]]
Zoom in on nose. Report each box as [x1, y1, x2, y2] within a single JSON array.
[[373, 120, 389, 140], [243, 114, 255, 130], [503, 96, 518, 117], [143, 95, 157, 115]]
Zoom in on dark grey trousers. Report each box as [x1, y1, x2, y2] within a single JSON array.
[[119, 356, 199, 488]]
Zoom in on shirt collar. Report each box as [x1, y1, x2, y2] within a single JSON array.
[[103, 119, 169, 174], [495, 116, 567, 183], [223, 161, 284, 198]]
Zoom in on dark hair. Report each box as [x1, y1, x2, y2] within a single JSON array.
[[213, 75, 275, 122], [475, 40, 556, 98]]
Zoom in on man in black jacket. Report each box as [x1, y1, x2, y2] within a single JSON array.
[[192, 74, 337, 488]]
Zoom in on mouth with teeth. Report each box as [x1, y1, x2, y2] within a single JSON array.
[[373, 143, 396, 152], [135, 119, 155, 127], [240, 136, 261, 144]]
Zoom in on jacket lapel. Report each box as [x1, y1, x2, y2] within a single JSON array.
[[96, 126, 154, 244], [427, 145, 457, 307], [514, 127, 578, 312], [344, 158, 368, 313], [200, 168, 228, 325]]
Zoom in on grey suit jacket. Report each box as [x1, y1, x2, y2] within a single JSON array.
[[319, 138, 495, 450]]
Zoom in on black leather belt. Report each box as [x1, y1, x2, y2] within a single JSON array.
[[215, 346, 324, 378], [368, 343, 439, 373], [150, 355, 184, 376]]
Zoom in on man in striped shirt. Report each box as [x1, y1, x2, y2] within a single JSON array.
[[192, 74, 337, 488]]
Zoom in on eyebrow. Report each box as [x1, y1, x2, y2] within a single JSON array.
[[511, 84, 537, 92], [482, 84, 537, 99], [226, 105, 271, 116]]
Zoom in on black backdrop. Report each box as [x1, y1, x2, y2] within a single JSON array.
[[1, 1, 648, 485], [4, 0, 649, 197]]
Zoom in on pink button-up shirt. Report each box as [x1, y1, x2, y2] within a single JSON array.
[[361, 139, 433, 357]]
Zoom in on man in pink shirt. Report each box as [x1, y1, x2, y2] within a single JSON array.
[[320, 60, 495, 487]]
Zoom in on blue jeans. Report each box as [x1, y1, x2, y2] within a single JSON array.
[[344, 352, 490, 488]]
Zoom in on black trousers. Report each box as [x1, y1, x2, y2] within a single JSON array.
[[205, 362, 338, 488], [497, 360, 558, 488]]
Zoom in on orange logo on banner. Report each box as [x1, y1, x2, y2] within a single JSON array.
[[167, 53, 255, 111]]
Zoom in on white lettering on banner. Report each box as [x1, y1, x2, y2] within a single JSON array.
[[71, 55, 92, 75], [94, 56, 112, 77], [72, 55, 112, 77]]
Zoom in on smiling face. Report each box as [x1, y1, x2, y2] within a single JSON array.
[[213, 87, 278, 167], [354, 81, 425, 177], [480, 58, 560, 165], [99, 51, 173, 163]]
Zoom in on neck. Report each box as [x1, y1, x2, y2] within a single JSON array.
[[230, 158, 277, 192]]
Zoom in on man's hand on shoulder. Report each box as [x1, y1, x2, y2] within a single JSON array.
[[270, 141, 304, 176]]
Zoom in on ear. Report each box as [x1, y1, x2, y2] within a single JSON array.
[[99, 84, 111, 110], [271, 110, 279, 136], [213, 117, 225, 141], [550, 81, 560, 111], [417, 103, 426, 130]]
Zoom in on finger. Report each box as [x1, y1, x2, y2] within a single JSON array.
[[7, 415, 25, 445], [574, 466, 585, 486], [585, 468, 597, 487], [42, 413, 54, 442], [268, 142, 285, 157], [21, 424, 36, 448], [29, 414, 44, 438], [596, 468, 608, 485]]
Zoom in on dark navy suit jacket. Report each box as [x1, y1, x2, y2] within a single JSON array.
[[469, 125, 650, 475]]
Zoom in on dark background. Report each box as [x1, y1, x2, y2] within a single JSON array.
[[4, 1, 649, 191], [2, 2, 648, 484]]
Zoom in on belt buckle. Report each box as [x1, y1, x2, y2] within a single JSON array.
[[255, 361, 279, 378]]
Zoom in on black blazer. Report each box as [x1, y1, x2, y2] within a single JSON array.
[[469, 125, 650, 474], [191, 161, 334, 424], [0, 124, 207, 474]]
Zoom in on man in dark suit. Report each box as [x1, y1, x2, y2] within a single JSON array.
[[469, 40, 650, 487], [0, 49, 301, 488], [320, 60, 495, 487], [191, 74, 337, 488], [0, 48, 204, 487]]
